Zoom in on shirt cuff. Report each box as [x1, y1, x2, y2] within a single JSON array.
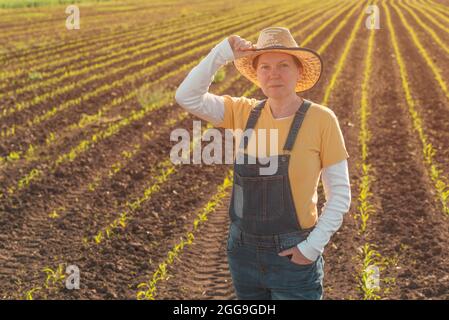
[[297, 240, 321, 262], [214, 37, 235, 63]]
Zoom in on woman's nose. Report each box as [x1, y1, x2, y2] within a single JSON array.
[[269, 71, 280, 78], [270, 69, 280, 76], [269, 67, 282, 77]]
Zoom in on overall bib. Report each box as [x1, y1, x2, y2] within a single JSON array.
[[226, 98, 325, 300]]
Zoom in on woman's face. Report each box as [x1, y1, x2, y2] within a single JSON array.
[[255, 52, 301, 99]]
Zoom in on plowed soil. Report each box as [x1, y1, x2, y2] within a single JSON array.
[[0, 0, 448, 300]]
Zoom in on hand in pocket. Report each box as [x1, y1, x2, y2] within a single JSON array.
[[278, 246, 314, 266]]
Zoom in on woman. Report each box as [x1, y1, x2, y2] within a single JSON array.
[[175, 27, 351, 300]]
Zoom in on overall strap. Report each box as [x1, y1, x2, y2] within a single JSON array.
[[241, 99, 266, 151], [283, 99, 312, 152]]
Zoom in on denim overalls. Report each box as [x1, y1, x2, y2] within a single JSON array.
[[226, 98, 325, 300]]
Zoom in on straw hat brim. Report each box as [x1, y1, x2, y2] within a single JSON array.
[[233, 47, 323, 93]]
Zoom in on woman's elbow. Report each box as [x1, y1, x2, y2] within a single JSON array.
[[175, 87, 203, 113], [174, 86, 187, 106]]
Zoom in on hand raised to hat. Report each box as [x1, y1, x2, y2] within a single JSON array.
[[227, 35, 257, 60], [278, 246, 314, 265]]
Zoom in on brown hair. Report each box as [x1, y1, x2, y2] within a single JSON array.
[[253, 54, 303, 73]]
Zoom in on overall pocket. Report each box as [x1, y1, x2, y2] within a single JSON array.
[[226, 232, 241, 254], [234, 172, 285, 221], [283, 255, 316, 270], [279, 239, 315, 270]]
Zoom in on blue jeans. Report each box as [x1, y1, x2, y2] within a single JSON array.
[[226, 222, 325, 300]]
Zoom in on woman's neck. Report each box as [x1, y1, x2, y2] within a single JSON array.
[[268, 94, 303, 119]]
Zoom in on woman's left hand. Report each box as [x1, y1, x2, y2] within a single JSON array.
[[278, 247, 314, 265]]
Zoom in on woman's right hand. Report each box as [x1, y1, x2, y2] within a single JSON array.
[[227, 35, 257, 60]]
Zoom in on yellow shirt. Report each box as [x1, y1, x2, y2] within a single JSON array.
[[215, 95, 350, 229]]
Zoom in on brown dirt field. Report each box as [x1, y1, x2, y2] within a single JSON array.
[[0, 5, 302, 167], [0, 0, 448, 300]]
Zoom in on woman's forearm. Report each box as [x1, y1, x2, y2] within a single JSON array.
[[174, 37, 235, 125], [297, 159, 351, 261]]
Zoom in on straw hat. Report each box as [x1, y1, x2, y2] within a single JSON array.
[[233, 26, 323, 92]]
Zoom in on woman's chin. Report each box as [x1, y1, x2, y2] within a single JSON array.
[[265, 87, 286, 98]]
